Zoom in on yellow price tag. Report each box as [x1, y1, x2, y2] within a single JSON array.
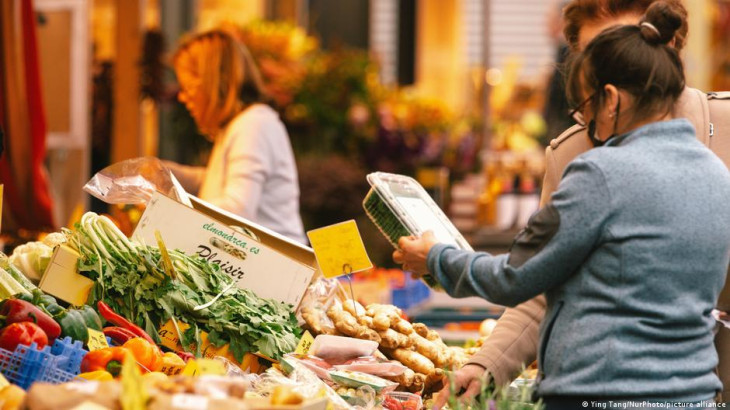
[[0, 372, 9, 390], [86, 329, 109, 351], [294, 331, 314, 355], [307, 220, 373, 278], [196, 359, 226, 376], [181, 359, 199, 377]]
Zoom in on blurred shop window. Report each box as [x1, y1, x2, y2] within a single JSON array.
[[308, 0, 369, 50], [488, 0, 553, 82], [368, 0, 417, 87], [35, 0, 90, 229]]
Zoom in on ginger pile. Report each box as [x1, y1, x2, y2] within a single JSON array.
[[302, 299, 471, 392]]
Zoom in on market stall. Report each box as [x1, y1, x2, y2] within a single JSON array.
[[0, 165, 539, 410]]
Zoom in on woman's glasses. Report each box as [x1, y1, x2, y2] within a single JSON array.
[[568, 92, 595, 127]]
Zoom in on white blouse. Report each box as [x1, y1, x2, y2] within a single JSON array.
[[167, 104, 306, 243]]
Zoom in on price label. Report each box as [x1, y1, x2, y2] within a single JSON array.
[[160, 362, 185, 376], [196, 358, 226, 376], [294, 331, 314, 355], [86, 329, 109, 351], [307, 220, 373, 278]]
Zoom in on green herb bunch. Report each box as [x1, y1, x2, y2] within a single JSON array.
[[441, 371, 543, 410], [65, 212, 301, 361]]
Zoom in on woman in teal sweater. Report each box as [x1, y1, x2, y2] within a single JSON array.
[[395, 3, 730, 408]]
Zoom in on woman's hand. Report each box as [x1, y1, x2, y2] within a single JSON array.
[[432, 364, 491, 409], [392, 231, 438, 277]]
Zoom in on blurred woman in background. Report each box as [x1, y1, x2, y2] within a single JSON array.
[[166, 30, 306, 243]]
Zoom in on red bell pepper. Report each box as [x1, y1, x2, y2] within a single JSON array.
[[0, 299, 61, 342], [0, 322, 49, 351], [97, 301, 156, 345]]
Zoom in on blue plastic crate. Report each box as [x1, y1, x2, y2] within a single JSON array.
[[391, 276, 431, 310], [0, 341, 83, 389], [49, 337, 88, 375]]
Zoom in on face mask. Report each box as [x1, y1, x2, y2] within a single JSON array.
[[587, 97, 621, 148]]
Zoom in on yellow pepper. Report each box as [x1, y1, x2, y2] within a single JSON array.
[[0, 384, 25, 410], [76, 370, 114, 381]]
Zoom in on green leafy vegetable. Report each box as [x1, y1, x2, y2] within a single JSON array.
[[64, 212, 301, 361]]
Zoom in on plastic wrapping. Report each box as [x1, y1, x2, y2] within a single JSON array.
[[297, 278, 342, 335], [309, 335, 378, 364], [334, 356, 407, 378], [83, 157, 188, 205], [254, 365, 355, 410]]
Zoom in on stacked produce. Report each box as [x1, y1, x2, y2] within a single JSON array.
[[301, 297, 471, 394], [64, 212, 301, 362]]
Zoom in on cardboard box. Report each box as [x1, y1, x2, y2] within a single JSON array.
[[39, 245, 95, 306], [134, 192, 317, 308]]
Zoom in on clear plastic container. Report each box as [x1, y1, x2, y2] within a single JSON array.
[[382, 391, 423, 410], [363, 172, 473, 290]]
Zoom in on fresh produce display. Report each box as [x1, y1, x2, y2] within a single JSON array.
[[302, 297, 471, 394], [0, 298, 61, 342], [7, 233, 66, 283], [0, 322, 48, 351], [81, 337, 164, 376], [0, 254, 32, 300], [97, 300, 156, 345], [64, 212, 301, 361], [14, 289, 103, 345]]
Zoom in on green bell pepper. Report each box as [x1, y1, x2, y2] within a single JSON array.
[[54, 309, 89, 344], [15, 289, 65, 317], [76, 305, 102, 331]]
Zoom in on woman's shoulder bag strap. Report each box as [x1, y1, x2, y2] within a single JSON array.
[[706, 91, 730, 169]]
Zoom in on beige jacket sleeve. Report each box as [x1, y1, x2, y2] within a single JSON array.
[[467, 125, 590, 386]]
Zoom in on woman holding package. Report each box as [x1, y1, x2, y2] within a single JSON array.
[[395, 3, 730, 408], [165, 30, 306, 243]]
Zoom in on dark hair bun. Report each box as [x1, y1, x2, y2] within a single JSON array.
[[640, 1, 683, 45]]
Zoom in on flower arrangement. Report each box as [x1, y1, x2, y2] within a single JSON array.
[[235, 20, 480, 175]]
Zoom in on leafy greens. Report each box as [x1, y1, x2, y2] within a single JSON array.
[[65, 212, 301, 361]]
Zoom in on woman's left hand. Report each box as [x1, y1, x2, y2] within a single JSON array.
[[393, 231, 438, 277]]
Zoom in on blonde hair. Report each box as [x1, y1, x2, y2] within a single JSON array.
[[173, 29, 268, 136]]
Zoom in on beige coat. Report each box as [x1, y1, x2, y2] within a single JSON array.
[[468, 87, 730, 397]]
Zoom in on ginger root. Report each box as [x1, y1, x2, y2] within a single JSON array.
[[326, 304, 381, 343], [371, 312, 392, 331], [385, 348, 435, 376], [384, 368, 426, 393], [408, 333, 451, 368], [342, 299, 366, 317], [392, 318, 414, 335], [301, 305, 335, 335], [377, 328, 412, 349], [413, 323, 442, 342]]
